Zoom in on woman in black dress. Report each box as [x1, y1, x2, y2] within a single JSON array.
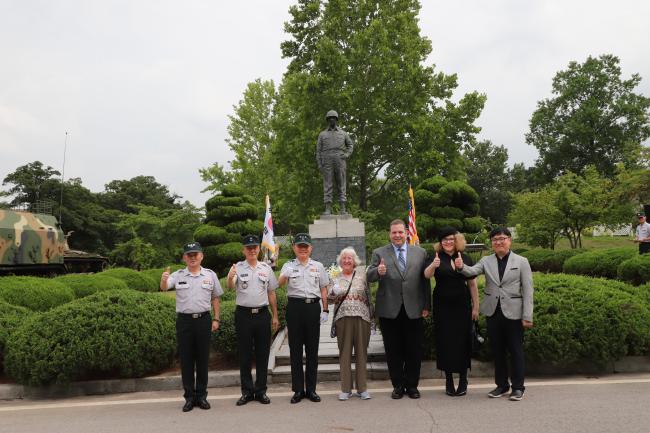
[[424, 227, 479, 396]]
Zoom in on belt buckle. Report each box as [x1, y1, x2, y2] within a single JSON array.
[[306, 298, 314, 304], [192, 313, 200, 319], [251, 308, 260, 314]]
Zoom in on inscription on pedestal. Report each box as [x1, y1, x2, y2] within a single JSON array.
[[309, 216, 366, 266]]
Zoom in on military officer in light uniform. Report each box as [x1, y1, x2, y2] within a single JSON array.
[[160, 241, 222, 412], [278, 233, 330, 404], [635, 212, 650, 254], [226, 234, 280, 406]]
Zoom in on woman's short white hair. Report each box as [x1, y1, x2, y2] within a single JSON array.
[[336, 247, 361, 267]]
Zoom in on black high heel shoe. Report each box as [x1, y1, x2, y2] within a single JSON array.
[[456, 371, 468, 396], [445, 372, 456, 396]]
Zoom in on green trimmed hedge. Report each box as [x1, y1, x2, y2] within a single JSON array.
[[54, 274, 129, 298], [562, 248, 637, 279], [0, 276, 74, 311], [140, 265, 185, 288], [521, 249, 585, 273], [194, 225, 232, 245], [525, 273, 650, 366], [4, 290, 176, 385], [101, 268, 158, 292], [0, 300, 33, 369], [617, 254, 650, 285]]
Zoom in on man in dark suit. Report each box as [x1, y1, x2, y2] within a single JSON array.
[[455, 227, 533, 401], [367, 219, 431, 399]]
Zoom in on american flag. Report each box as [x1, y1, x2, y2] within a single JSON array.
[[407, 185, 419, 245]]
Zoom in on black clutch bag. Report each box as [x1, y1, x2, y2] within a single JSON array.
[[471, 320, 484, 356]]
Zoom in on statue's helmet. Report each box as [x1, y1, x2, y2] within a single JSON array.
[[325, 110, 338, 120]]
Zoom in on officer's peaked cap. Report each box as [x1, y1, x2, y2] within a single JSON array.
[[293, 233, 312, 245], [242, 234, 261, 246], [183, 241, 203, 253]]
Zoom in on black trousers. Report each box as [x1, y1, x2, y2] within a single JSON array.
[[286, 299, 321, 393], [235, 306, 271, 396], [176, 313, 212, 401], [486, 303, 525, 391], [640, 243, 650, 254], [379, 305, 424, 390]]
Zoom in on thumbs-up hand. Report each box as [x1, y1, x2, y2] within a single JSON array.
[[377, 257, 387, 276], [227, 264, 237, 282], [454, 251, 464, 269], [432, 252, 441, 269], [161, 266, 171, 283]]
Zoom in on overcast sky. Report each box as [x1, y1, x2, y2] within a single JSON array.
[[1, 0, 648, 207]]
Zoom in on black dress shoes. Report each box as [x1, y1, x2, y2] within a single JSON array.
[[290, 391, 304, 404], [255, 393, 271, 404], [195, 398, 211, 410], [455, 378, 468, 396], [182, 400, 194, 412], [307, 391, 321, 402], [406, 388, 421, 399], [446, 375, 456, 396], [391, 387, 405, 399], [236, 394, 254, 406]]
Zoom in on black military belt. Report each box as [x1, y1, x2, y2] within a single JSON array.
[[177, 311, 210, 319], [288, 297, 320, 304], [236, 305, 268, 314]]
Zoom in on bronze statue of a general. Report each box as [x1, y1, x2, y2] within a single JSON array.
[[316, 110, 354, 215]]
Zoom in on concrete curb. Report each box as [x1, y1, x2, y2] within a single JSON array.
[[1, 356, 648, 401]]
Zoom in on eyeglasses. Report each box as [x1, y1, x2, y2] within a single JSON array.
[[441, 238, 455, 244], [491, 237, 510, 243]]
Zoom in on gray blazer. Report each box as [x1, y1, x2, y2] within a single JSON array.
[[459, 252, 534, 322], [367, 244, 431, 320]]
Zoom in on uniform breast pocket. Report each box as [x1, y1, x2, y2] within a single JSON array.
[[201, 280, 214, 290], [309, 271, 320, 285], [258, 274, 269, 289], [176, 281, 189, 290]]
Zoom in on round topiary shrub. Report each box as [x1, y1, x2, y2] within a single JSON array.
[[525, 273, 650, 367], [0, 276, 74, 311], [562, 248, 637, 279], [4, 290, 176, 385], [205, 195, 244, 212], [224, 220, 264, 236], [54, 274, 129, 298], [522, 249, 585, 273], [101, 268, 158, 292], [617, 254, 650, 286], [194, 225, 231, 245]]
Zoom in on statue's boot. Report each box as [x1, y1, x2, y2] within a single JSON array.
[[324, 203, 332, 215], [339, 202, 347, 215]]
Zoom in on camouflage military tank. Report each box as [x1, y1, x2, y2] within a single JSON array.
[[0, 209, 108, 275]]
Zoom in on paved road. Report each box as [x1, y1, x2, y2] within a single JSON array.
[[1, 374, 649, 433]]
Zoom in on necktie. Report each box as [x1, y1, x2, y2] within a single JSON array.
[[398, 248, 406, 272]]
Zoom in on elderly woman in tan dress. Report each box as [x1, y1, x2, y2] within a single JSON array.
[[329, 246, 374, 401]]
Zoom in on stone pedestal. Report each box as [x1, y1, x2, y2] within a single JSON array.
[[309, 214, 365, 267]]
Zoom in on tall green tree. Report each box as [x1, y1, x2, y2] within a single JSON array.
[[509, 189, 564, 249], [98, 176, 181, 213], [527, 54, 650, 181], [1, 161, 60, 208], [262, 0, 484, 226], [464, 140, 512, 224], [111, 203, 203, 269]]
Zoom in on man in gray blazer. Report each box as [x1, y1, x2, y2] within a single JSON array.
[[455, 227, 533, 401], [367, 219, 431, 399]]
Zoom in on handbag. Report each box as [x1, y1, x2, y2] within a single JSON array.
[[330, 270, 356, 338], [471, 320, 484, 356]]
